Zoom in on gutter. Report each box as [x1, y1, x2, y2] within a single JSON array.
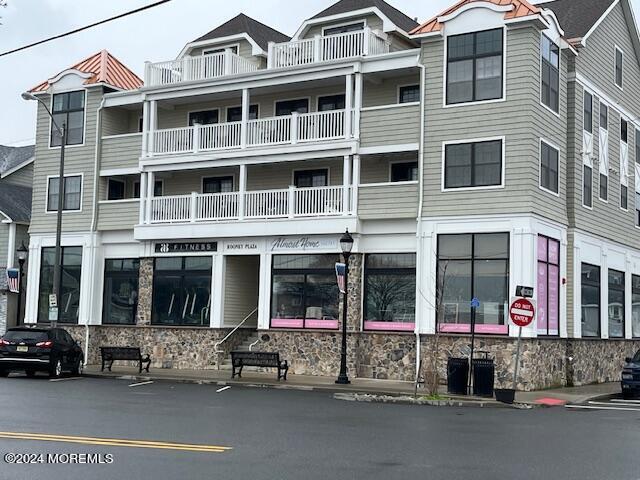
[[90, 97, 105, 232]]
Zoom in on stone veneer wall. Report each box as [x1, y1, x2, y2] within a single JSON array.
[[136, 258, 154, 325]]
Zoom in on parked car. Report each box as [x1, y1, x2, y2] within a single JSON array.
[[0, 327, 84, 378], [621, 350, 640, 399]]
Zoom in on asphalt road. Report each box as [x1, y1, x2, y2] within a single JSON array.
[[0, 374, 638, 480]]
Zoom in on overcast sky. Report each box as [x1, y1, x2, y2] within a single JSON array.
[[1, 0, 640, 147]]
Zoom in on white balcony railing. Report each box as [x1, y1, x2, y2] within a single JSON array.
[[146, 186, 351, 224], [268, 27, 389, 69], [150, 110, 347, 156], [145, 51, 259, 87]]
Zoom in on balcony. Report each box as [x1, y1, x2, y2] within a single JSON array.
[[150, 110, 348, 157], [268, 27, 389, 69]]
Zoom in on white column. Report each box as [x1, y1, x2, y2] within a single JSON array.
[[363, 26, 371, 55], [6, 222, 16, 269], [149, 100, 157, 156], [138, 172, 147, 225], [313, 35, 322, 62], [241, 88, 250, 149], [24, 240, 41, 324], [352, 154, 360, 215], [238, 164, 247, 220], [342, 155, 351, 215], [353, 72, 363, 139], [224, 48, 233, 76], [600, 247, 609, 339], [141, 101, 150, 157], [267, 42, 275, 69], [257, 253, 273, 330], [146, 171, 155, 224], [625, 257, 633, 339], [573, 242, 582, 338], [345, 74, 353, 139], [211, 254, 224, 328]]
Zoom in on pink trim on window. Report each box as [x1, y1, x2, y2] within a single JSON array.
[[305, 319, 339, 329], [438, 323, 508, 335], [271, 318, 304, 328], [364, 321, 415, 332]]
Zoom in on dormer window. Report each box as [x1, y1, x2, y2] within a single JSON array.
[[203, 45, 239, 55], [323, 22, 364, 36], [51, 90, 85, 146]]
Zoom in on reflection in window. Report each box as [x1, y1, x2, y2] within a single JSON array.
[[608, 269, 625, 338], [581, 263, 600, 337], [632, 275, 640, 338], [38, 246, 83, 323], [103, 259, 140, 325]]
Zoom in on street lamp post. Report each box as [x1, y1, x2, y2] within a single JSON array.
[[15, 242, 28, 326], [336, 229, 354, 385], [21, 92, 66, 327]]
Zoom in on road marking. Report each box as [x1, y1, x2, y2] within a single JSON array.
[[49, 377, 83, 382], [611, 398, 640, 404], [588, 401, 640, 407], [566, 404, 640, 412], [216, 386, 231, 393], [129, 381, 154, 388], [0, 431, 232, 453]]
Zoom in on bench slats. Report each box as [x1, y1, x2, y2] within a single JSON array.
[[231, 351, 288, 381]]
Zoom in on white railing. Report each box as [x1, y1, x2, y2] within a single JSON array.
[[247, 116, 292, 146], [268, 27, 389, 68], [154, 126, 193, 155], [145, 51, 259, 87], [199, 122, 242, 151], [298, 110, 344, 142], [146, 186, 353, 224]]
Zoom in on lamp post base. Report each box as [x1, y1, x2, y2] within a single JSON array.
[[335, 375, 351, 385]]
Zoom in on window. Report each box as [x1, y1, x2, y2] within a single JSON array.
[[632, 275, 640, 337], [621, 119, 628, 143], [446, 28, 503, 104], [537, 236, 560, 336], [636, 129, 640, 166], [203, 176, 233, 193], [637, 192, 640, 227], [609, 269, 625, 338], [584, 91, 593, 134], [271, 255, 340, 329], [38, 246, 82, 323], [399, 85, 420, 104], [318, 94, 345, 111], [294, 169, 328, 188], [203, 45, 238, 55], [600, 174, 608, 201], [581, 263, 600, 337], [107, 179, 125, 201], [541, 35, 559, 112], [323, 22, 364, 36], [540, 141, 559, 193], [583, 165, 593, 207], [152, 257, 212, 326], [103, 259, 140, 325], [188, 110, 218, 126], [437, 233, 509, 334], [600, 103, 608, 130], [364, 254, 416, 331], [47, 175, 82, 212], [621, 185, 628, 210], [615, 47, 623, 88], [275, 99, 309, 116], [51, 91, 85, 146], [133, 180, 163, 198], [391, 162, 418, 182], [138, 117, 144, 133], [444, 139, 502, 189], [226, 105, 258, 122]]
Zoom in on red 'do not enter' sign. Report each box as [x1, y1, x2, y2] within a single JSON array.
[[509, 298, 535, 327]]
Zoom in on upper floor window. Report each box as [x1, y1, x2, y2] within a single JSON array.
[[541, 35, 559, 113], [294, 169, 328, 188], [446, 28, 503, 105], [600, 103, 608, 130], [621, 119, 628, 143], [226, 105, 258, 122], [399, 85, 420, 104], [540, 141, 559, 194], [391, 162, 418, 182], [47, 175, 82, 212], [51, 91, 85, 147], [583, 91, 593, 133], [203, 45, 238, 55], [203, 176, 234, 193], [323, 22, 364, 36], [275, 98, 309, 116], [444, 139, 502, 189], [133, 180, 163, 198], [318, 94, 345, 111], [107, 179, 125, 201], [188, 110, 218, 126], [615, 47, 624, 88], [636, 129, 640, 165]]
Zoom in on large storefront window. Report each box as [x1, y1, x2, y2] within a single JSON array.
[[632, 275, 640, 338], [581, 263, 600, 337], [609, 269, 625, 338], [537, 236, 560, 336], [271, 254, 340, 329], [437, 233, 509, 334], [103, 259, 140, 325], [364, 254, 416, 331], [38, 246, 82, 323], [152, 257, 212, 326]]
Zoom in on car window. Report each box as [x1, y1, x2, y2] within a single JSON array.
[[3, 330, 48, 343], [63, 331, 74, 344]]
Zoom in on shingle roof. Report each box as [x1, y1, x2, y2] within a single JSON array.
[[411, 0, 540, 35], [539, 0, 616, 40], [0, 184, 32, 223], [310, 0, 418, 33], [192, 14, 290, 51], [0, 145, 34, 177], [29, 50, 143, 93]]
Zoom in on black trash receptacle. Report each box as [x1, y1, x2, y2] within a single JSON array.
[[472, 358, 495, 397], [447, 357, 469, 395]]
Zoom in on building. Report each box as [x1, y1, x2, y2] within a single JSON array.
[[21, 0, 640, 389], [0, 145, 33, 333]]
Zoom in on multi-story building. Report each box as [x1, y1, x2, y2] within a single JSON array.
[[20, 0, 640, 389]]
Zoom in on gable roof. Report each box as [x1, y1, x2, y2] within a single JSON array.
[[411, 0, 540, 35], [0, 184, 32, 223], [0, 145, 34, 178], [539, 0, 616, 41], [29, 50, 143, 93], [192, 14, 290, 51], [310, 0, 419, 33]]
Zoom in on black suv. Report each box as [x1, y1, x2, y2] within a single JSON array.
[[621, 350, 640, 399], [0, 327, 84, 378]]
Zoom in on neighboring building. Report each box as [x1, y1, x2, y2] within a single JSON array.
[[20, 0, 640, 389], [0, 145, 33, 333]]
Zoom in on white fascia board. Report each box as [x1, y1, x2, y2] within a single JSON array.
[[292, 7, 401, 40], [0, 156, 34, 179], [504, 14, 549, 30], [0, 210, 12, 223], [619, 0, 640, 67], [99, 167, 140, 177], [103, 91, 145, 108], [582, 0, 620, 46], [437, 2, 512, 23], [177, 33, 266, 58]]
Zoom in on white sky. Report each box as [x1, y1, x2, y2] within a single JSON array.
[[1, 0, 639, 147]]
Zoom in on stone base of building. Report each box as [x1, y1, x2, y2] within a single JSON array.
[[0, 292, 6, 336]]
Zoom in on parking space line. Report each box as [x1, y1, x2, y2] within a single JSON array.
[[49, 377, 84, 382], [589, 401, 640, 407], [566, 404, 640, 412], [611, 398, 640, 404], [216, 386, 231, 393], [129, 381, 154, 388]]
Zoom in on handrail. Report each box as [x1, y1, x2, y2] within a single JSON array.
[[248, 337, 260, 352], [214, 307, 258, 354]]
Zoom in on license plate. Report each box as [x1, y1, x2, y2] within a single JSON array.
[[16, 346, 28, 353]]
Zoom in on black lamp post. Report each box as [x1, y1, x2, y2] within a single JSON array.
[[16, 241, 28, 326], [336, 229, 354, 385]]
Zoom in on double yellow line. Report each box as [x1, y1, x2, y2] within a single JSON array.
[[0, 431, 232, 453]]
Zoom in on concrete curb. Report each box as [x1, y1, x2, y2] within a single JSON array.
[[333, 392, 535, 409]]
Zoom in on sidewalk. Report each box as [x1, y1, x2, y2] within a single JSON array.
[[83, 365, 619, 406]]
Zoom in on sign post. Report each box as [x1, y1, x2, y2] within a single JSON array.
[[509, 296, 536, 392], [468, 297, 480, 395]]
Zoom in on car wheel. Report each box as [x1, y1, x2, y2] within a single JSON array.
[[0, 370, 8, 378], [71, 358, 83, 376], [25, 370, 36, 378], [49, 359, 62, 379]]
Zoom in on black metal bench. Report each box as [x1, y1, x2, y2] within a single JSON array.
[[100, 347, 151, 374], [231, 351, 288, 381]]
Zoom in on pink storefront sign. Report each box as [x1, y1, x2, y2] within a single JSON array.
[[305, 319, 339, 330], [438, 323, 508, 335], [271, 318, 304, 328], [537, 262, 548, 333], [364, 321, 415, 332], [548, 265, 560, 335]]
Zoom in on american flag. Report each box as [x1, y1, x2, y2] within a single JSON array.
[[335, 263, 346, 294], [6, 269, 19, 294]]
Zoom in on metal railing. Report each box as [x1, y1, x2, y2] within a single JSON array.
[[214, 307, 258, 369]]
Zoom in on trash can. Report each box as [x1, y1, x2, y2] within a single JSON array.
[[472, 357, 495, 397], [447, 357, 469, 395]]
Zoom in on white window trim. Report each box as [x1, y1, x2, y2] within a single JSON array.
[[202, 43, 240, 56], [201, 173, 236, 193], [388, 159, 419, 182], [274, 97, 312, 116], [321, 20, 366, 36], [614, 45, 624, 91], [106, 177, 126, 201], [316, 92, 346, 112], [539, 138, 560, 197], [291, 167, 330, 187], [440, 136, 506, 192], [397, 83, 421, 104], [45, 173, 84, 214], [442, 26, 507, 109], [47, 89, 88, 150], [186, 108, 220, 126], [224, 104, 259, 122], [539, 32, 561, 118]]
